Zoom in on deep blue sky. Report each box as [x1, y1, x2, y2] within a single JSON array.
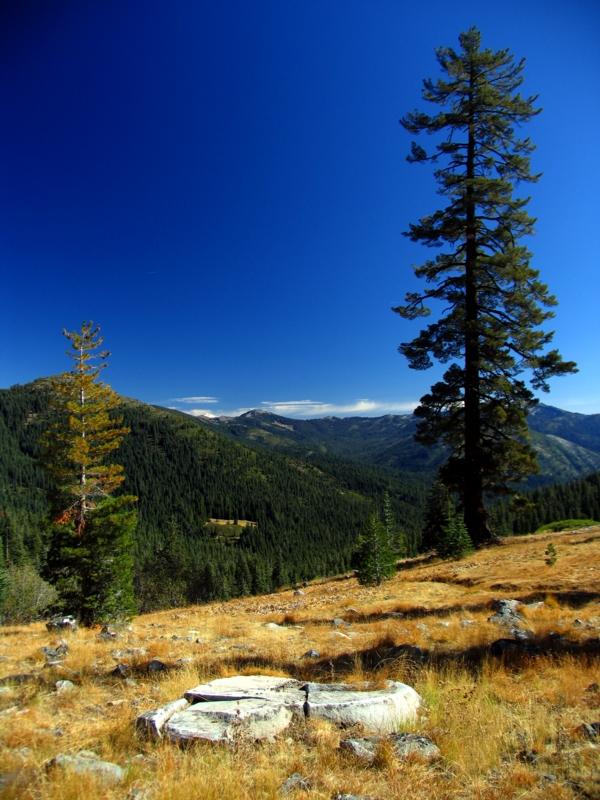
[[2, 0, 599, 417]]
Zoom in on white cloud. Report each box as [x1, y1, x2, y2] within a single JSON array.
[[259, 399, 417, 418], [172, 397, 417, 420], [174, 396, 219, 404]]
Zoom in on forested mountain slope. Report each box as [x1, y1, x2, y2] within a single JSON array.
[[0, 382, 426, 610], [201, 405, 600, 485]]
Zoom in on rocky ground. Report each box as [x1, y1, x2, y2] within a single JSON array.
[[0, 526, 599, 799]]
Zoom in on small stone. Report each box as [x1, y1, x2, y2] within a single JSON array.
[[293, 589, 305, 596], [279, 773, 311, 794], [55, 680, 75, 693], [111, 663, 131, 678], [341, 733, 440, 763], [98, 625, 119, 641], [332, 618, 348, 627], [46, 615, 78, 632], [146, 659, 168, 673], [48, 752, 126, 784], [460, 619, 474, 627], [42, 641, 69, 662], [579, 722, 600, 740], [333, 795, 375, 800], [302, 649, 320, 659], [264, 622, 286, 631]]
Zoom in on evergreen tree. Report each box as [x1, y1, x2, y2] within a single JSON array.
[[355, 513, 396, 585], [437, 500, 473, 559], [383, 491, 407, 558], [394, 28, 576, 545], [42, 322, 137, 624]]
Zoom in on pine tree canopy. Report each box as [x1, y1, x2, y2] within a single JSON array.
[[394, 28, 577, 545], [42, 322, 130, 535]]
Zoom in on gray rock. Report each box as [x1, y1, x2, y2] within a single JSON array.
[[579, 722, 600, 740], [488, 599, 524, 628], [293, 589, 305, 596], [42, 641, 69, 662], [184, 674, 421, 734], [332, 618, 349, 628], [111, 663, 131, 678], [164, 698, 294, 743], [55, 680, 75, 693], [302, 649, 320, 659], [333, 795, 375, 800], [279, 773, 311, 794], [98, 625, 119, 641], [340, 733, 440, 763], [460, 619, 474, 627], [146, 659, 168, 673], [48, 752, 126, 784], [112, 648, 147, 659], [264, 622, 287, 631], [46, 615, 78, 632], [136, 698, 190, 739]]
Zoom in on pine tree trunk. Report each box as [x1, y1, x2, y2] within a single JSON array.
[[463, 68, 491, 546]]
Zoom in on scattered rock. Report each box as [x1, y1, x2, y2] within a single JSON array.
[[460, 619, 474, 627], [525, 601, 545, 610], [55, 680, 75, 693], [98, 625, 119, 641], [111, 663, 131, 678], [48, 752, 126, 784], [42, 641, 69, 662], [264, 622, 286, 631], [302, 649, 320, 659], [488, 599, 524, 628], [340, 733, 440, 763], [279, 773, 311, 794], [146, 659, 169, 674], [332, 618, 349, 628], [46, 615, 78, 632], [578, 722, 600, 740], [293, 589, 305, 596], [333, 795, 374, 800]]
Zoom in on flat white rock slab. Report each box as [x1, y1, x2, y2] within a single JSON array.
[[185, 675, 420, 734], [164, 698, 293, 743]]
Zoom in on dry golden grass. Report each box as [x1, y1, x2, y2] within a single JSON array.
[[0, 526, 599, 799]]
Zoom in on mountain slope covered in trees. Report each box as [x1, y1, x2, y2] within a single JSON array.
[[0, 382, 426, 610], [200, 405, 600, 485]]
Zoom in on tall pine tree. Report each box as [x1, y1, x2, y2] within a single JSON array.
[[395, 28, 576, 545], [42, 322, 136, 624]]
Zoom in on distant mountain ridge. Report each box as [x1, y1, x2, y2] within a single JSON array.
[[197, 403, 600, 486]]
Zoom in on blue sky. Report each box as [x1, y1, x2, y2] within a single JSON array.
[[2, 0, 599, 417]]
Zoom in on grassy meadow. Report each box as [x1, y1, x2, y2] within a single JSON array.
[[0, 526, 599, 799]]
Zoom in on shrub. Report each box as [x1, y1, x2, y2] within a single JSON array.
[[1, 563, 58, 624]]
